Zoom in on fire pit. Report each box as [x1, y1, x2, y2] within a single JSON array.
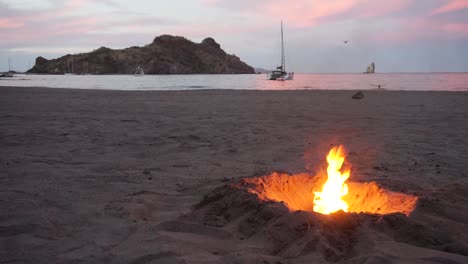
[[158, 145, 466, 261], [244, 145, 418, 216]]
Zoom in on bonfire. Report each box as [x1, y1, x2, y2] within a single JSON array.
[[245, 145, 418, 216]]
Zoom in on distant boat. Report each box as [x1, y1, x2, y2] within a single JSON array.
[[65, 56, 76, 75], [1, 57, 14, 77], [0, 72, 14, 77], [364, 62, 375, 74], [268, 21, 294, 81], [134, 66, 144, 76], [80, 61, 89, 75]]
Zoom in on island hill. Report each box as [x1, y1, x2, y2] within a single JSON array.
[[27, 35, 255, 74]]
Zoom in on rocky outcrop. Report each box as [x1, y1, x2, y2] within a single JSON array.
[[27, 35, 255, 74]]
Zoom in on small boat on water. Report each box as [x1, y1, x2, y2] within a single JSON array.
[[80, 61, 89, 75], [1, 58, 15, 77], [364, 62, 375, 74], [268, 21, 294, 81], [65, 56, 77, 75], [134, 66, 144, 76], [0, 72, 14, 78]]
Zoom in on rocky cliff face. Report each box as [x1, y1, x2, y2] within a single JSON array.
[[28, 35, 255, 74]]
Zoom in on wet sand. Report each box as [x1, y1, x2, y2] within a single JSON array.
[[1, 86, 467, 263]]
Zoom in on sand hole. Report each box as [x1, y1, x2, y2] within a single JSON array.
[[244, 172, 418, 216]]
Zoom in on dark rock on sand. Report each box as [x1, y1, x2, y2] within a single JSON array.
[[27, 35, 255, 75], [352, 91, 364, 99]]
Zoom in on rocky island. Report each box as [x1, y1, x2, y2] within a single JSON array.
[[27, 35, 255, 74]]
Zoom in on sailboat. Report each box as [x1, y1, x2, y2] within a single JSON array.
[[134, 66, 144, 76], [81, 61, 89, 75], [1, 57, 14, 77], [65, 56, 76, 75], [364, 62, 375, 74], [268, 21, 294, 81]]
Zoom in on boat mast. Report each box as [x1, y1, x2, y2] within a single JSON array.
[[281, 20, 285, 72], [8, 57, 11, 72]]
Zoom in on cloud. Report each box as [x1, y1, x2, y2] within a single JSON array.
[[202, 0, 361, 27], [371, 16, 468, 44], [0, 1, 180, 49], [0, 18, 24, 29], [202, 0, 417, 27], [340, 0, 415, 18], [201, 0, 468, 44], [441, 22, 468, 35], [0, 0, 53, 10], [432, 0, 468, 15]]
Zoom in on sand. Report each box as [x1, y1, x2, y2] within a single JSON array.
[[1, 86, 467, 263]]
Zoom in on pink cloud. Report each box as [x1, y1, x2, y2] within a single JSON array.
[[202, 0, 468, 45], [163, 22, 267, 40], [441, 23, 468, 35], [0, 18, 24, 29], [60, 0, 93, 14], [204, 0, 363, 27], [265, 0, 361, 27], [432, 0, 468, 15], [372, 17, 468, 43], [350, 0, 414, 18], [202, 0, 415, 27], [0, 1, 177, 49]]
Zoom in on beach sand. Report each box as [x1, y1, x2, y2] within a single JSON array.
[[1, 86, 467, 263]]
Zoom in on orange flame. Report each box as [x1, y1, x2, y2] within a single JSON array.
[[313, 145, 350, 215]]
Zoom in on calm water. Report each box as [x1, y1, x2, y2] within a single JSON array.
[[1, 73, 467, 91]]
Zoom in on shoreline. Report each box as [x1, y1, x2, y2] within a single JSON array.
[[2, 85, 468, 93]]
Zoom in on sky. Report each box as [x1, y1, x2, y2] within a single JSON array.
[[1, 0, 468, 73]]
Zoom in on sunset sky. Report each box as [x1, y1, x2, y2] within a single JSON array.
[[1, 0, 467, 72]]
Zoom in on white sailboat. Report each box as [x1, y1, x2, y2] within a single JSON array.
[[81, 61, 89, 75], [1, 57, 14, 77], [268, 21, 294, 81], [134, 66, 144, 76], [65, 56, 76, 75], [364, 62, 375, 74]]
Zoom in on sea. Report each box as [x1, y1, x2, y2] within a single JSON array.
[[1, 73, 467, 91]]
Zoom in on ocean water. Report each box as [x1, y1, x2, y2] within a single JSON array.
[[1, 73, 467, 91]]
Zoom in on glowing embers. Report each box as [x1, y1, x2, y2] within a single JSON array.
[[244, 146, 418, 216]]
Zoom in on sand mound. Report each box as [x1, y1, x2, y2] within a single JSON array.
[[158, 173, 468, 262]]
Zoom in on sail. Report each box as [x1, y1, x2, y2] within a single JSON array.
[[366, 62, 375, 73], [281, 20, 285, 72]]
